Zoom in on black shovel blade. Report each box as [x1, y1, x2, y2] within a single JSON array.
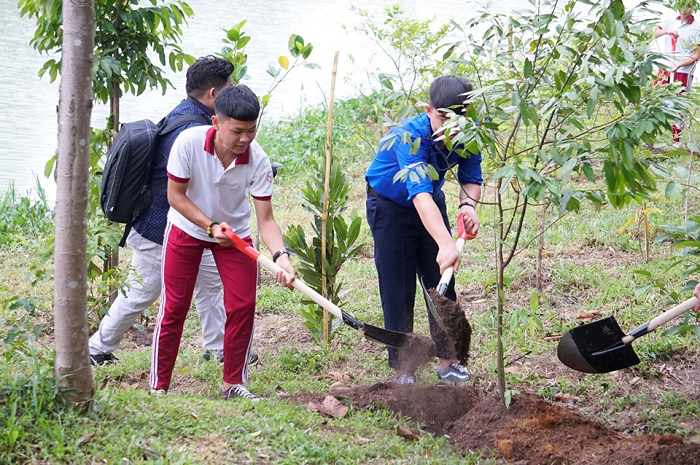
[[362, 322, 414, 348], [339, 310, 412, 348], [557, 316, 640, 374], [419, 276, 448, 332]]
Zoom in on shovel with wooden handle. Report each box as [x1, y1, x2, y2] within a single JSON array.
[[221, 227, 414, 348], [556, 297, 699, 374], [420, 212, 476, 330]]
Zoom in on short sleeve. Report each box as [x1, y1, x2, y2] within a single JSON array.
[[249, 145, 274, 201]]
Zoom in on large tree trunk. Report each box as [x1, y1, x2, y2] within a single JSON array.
[[54, 0, 95, 406]]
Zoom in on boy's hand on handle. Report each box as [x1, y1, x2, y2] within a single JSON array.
[[436, 241, 461, 274], [459, 206, 480, 238], [274, 254, 296, 290], [212, 222, 234, 246], [693, 282, 700, 312]]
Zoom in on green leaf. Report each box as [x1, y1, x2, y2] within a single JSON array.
[[665, 182, 681, 200], [278, 55, 290, 70]]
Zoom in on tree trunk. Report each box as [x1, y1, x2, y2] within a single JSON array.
[[54, 0, 95, 406], [536, 204, 546, 291], [495, 182, 506, 405]]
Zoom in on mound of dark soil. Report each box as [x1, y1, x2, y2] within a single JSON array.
[[427, 288, 471, 364], [289, 385, 700, 464]]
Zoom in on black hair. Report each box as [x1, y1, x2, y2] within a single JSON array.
[[185, 55, 234, 97], [428, 76, 473, 113], [214, 85, 260, 122]]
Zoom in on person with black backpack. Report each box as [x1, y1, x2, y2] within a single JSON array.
[[89, 56, 260, 367]]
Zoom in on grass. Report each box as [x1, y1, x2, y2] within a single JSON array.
[[1, 93, 700, 463]]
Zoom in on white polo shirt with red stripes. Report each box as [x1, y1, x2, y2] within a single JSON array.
[[166, 125, 274, 240]]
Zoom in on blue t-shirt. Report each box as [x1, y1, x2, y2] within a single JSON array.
[[132, 98, 214, 245], [365, 113, 483, 208]]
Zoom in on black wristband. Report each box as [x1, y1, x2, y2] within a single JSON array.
[[459, 201, 475, 209], [272, 249, 289, 263]]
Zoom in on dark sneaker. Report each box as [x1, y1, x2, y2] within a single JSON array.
[[247, 353, 259, 367], [202, 349, 222, 362], [90, 353, 118, 366], [437, 362, 471, 383], [203, 350, 259, 366], [392, 374, 416, 385], [150, 389, 167, 396], [220, 384, 261, 402]]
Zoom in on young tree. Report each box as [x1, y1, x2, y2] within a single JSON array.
[[53, 0, 95, 406], [442, 0, 690, 404]]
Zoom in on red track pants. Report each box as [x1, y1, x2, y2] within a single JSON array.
[[150, 223, 257, 391]]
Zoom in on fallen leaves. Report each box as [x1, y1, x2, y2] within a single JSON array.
[[554, 392, 580, 403], [396, 425, 420, 441], [576, 310, 602, 322], [78, 433, 94, 446], [308, 395, 348, 419], [310, 371, 357, 382]]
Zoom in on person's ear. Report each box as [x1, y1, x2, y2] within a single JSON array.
[[425, 105, 433, 114], [211, 115, 219, 129]]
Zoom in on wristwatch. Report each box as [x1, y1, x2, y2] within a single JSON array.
[[206, 221, 219, 238], [272, 249, 290, 263]]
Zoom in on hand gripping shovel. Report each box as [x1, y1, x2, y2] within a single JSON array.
[[420, 212, 476, 330], [221, 227, 412, 348], [557, 297, 699, 374]]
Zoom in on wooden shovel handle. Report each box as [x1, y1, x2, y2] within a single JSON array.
[[621, 297, 698, 344], [647, 297, 698, 331], [221, 227, 344, 322]]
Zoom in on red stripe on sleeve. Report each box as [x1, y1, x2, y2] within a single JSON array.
[[252, 195, 272, 201], [167, 173, 190, 183]]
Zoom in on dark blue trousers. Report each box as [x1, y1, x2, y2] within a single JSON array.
[[366, 190, 456, 369]]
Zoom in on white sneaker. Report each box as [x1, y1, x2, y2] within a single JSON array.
[[220, 384, 262, 402], [672, 141, 682, 149]]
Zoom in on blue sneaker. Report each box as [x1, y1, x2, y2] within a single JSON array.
[[437, 362, 471, 383]]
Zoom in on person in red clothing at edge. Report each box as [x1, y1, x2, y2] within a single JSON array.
[[149, 85, 295, 401], [653, 0, 700, 148]]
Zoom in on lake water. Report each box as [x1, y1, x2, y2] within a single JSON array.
[[0, 0, 665, 201]]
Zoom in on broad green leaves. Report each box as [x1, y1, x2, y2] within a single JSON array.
[[445, 0, 686, 215], [19, 0, 196, 103]]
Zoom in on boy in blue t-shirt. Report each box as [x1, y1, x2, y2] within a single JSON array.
[[365, 76, 483, 384]]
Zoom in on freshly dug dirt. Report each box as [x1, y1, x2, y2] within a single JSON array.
[[427, 288, 471, 364], [289, 386, 700, 464]]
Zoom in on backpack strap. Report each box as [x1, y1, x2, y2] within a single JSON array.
[[159, 113, 212, 136], [118, 222, 133, 247]]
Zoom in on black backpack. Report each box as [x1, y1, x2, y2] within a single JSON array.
[[100, 113, 210, 246]]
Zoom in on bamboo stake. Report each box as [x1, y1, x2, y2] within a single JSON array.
[[321, 51, 339, 344]]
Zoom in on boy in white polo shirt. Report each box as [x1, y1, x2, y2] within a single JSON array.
[[150, 85, 295, 401]]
